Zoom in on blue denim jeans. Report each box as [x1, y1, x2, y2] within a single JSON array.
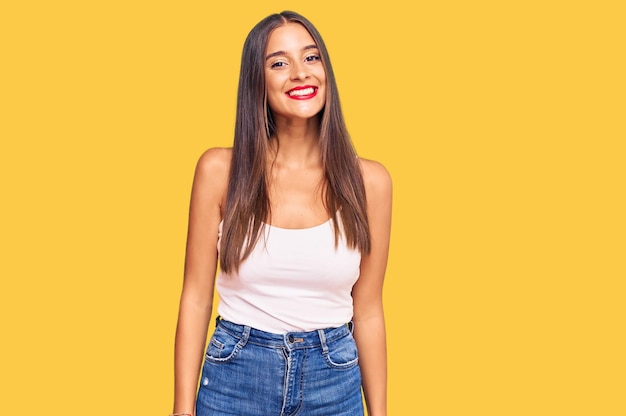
[[196, 318, 364, 416]]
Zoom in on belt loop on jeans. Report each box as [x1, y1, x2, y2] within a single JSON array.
[[241, 324, 251, 344], [317, 329, 329, 354], [347, 321, 354, 334]]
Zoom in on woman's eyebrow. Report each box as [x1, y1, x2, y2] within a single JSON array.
[[265, 44, 318, 61]]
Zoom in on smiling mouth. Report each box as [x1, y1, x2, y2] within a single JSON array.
[[286, 87, 318, 99]]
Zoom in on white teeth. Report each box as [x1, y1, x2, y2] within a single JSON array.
[[288, 87, 315, 97]]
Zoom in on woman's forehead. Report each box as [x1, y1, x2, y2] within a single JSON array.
[[266, 23, 316, 55]]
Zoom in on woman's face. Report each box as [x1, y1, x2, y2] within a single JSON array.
[[264, 23, 326, 122]]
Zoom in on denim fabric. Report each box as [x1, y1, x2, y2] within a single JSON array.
[[196, 318, 364, 416]]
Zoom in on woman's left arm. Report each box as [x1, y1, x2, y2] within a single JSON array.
[[353, 158, 392, 416]]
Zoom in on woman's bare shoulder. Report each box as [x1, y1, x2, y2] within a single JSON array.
[[358, 157, 392, 193], [196, 147, 232, 173], [194, 147, 232, 185], [192, 147, 232, 208]]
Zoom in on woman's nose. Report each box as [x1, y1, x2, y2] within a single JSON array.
[[291, 62, 310, 80]]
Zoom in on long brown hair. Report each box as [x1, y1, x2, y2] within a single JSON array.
[[220, 11, 370, 273]]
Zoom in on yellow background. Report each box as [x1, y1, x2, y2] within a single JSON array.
[[1, 1, 624, 415]]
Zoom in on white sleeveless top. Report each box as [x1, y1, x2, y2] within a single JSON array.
[[216, 218, 361, 333]]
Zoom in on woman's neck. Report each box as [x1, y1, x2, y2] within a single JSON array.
[[270, 117, 321, 168]]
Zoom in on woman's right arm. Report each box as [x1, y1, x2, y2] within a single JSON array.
[[173, 148, 231, 415]]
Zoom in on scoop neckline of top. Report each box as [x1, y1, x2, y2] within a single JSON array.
[[263, 216, 333, 231]]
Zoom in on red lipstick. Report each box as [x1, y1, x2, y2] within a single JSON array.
[[285, 85, 318, 100]]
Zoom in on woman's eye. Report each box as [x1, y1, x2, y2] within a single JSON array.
[[305, 55, 320, 63], [270, 61, 287, 69]]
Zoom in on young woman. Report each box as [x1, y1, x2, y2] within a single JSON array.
[[173, 11, 392, 416]]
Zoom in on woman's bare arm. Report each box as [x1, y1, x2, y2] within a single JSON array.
[[173, 148, 230, 415], [352, 158, 392, 416]]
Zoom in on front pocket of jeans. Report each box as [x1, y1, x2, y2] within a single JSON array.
[[323, 333, 359, 369], [205, 326, 244, 363]]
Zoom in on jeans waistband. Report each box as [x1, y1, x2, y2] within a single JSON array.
[[215, 316, 353, 349]]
